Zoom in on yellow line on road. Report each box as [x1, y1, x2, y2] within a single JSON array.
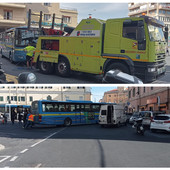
[[5, 74, 18, 84]]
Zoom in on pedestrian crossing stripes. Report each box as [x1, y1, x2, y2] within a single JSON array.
[[5, 74, 18, 84], [0, 156, 11, 163]]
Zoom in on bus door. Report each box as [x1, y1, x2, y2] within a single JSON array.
[[75, 104, 81, 124], [107, 105, 113, 124]]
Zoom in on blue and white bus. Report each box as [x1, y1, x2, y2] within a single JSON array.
[[0, 27, 40, 63], [0, 104, 31, 120], [31, 100, 103, 126]]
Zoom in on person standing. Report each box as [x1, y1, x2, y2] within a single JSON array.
[[18, 111, 22, 124], [24, 43, 35, 68], [11, 109, 16, 124], [23, 109, 29, 128]]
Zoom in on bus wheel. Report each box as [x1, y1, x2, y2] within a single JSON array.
[[39, 61, 54, 74], [56, 58, 70, 77], [105, 63, 130, 75], [64, 118, 72, 127]]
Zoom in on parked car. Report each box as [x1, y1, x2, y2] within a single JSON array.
[[150, 114, 170, 132], [129, 112, 140, 124], [139, 111, 165, 126]]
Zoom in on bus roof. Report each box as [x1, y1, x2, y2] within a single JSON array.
[[35, 100, 103, 105], [0, 104, 30, 108]]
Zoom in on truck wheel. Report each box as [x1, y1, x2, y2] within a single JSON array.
[[105, 63, 130, 75], [56, 58, 70, 77], [64, 118, 72, 127], [39, 61, 54, 74]]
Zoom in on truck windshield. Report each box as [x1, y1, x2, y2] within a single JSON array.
[[148, 24, 165, 42]]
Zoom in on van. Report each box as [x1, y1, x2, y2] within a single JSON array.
[[99, 104, 127, 127]]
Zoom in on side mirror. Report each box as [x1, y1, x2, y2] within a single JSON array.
[[102, 70, 143, 84], [18, 72, 36, 84], [164, 27, 168, 41]]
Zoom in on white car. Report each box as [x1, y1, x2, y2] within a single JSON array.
[[150, 114, 170, 132]]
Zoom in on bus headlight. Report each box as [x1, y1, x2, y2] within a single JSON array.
[[148, 67, 156, 72]]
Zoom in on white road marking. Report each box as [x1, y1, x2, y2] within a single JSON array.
[[31, 127, 66, 148], [35, 163, 42, 167], [20, 149, 28, 154], [10, 156, 18, 162], [0, 156, 11, 163]]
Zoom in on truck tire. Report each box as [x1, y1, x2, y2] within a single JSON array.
[[64, 118, 72, 127], [39, 61, 54, 74], [105, 62, 130, 75], [56, 58, 70, 77]]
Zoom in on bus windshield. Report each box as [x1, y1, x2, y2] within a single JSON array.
[[148, 24, 165, 42], [31, 101, 39, 114], [15, 29, 40, 47]]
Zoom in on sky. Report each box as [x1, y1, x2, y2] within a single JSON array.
[[60, 3, 129, 22], [91, 86, 117, 102]]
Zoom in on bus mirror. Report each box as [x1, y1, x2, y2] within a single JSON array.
[[18, 72, 36, 84], [102, 70, 143, 84], [164, 26, 168, 41]]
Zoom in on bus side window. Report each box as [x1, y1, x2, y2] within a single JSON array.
[[101, 110, 107, 115], [85, 104, 91, 112], [70, 104, 75, 112], [75, 105, 81, 112]]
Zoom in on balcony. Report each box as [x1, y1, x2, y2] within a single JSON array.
[[60, 7, 78, 14], [0, 3, 26, 8], [159, 4, 170, 10], [128, 3, 146, 10], [129, 5, 157, 16]]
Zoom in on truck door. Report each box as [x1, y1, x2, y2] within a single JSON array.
[[99, 105, 107, 124], [107, 105, 113, 124], [121, 20, 146, 60]]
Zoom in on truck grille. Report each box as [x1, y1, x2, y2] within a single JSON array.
[[156, 54, 166, 61]]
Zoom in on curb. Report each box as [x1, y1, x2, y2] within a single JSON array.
[[0, 144, 5, 151]]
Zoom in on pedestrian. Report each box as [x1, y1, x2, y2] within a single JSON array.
[[24, 43, 35, 69], [166, 46, 169, 56], [18, 111, 22, 124], [3, 113, 7, 124], [23, 109, 28, 128], [11, 109, 16, 124]]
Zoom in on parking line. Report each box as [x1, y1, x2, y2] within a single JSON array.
[[10, 156, 18, 162], [20, 149, 28, 154], [35, 163, 42, 167], [31, 127, 67, 148]]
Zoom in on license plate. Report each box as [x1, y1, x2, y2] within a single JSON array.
[[156, 121, 163, 124]]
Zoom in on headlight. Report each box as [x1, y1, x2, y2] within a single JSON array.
[[148, 67, 156, 72]]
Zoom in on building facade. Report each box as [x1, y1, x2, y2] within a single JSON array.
[[102, 87, 128, 104], [128, 87, 170, 113], [0, 86, 91, 105], [0, 3, 78, 32], [128, 3, 170, 45]]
